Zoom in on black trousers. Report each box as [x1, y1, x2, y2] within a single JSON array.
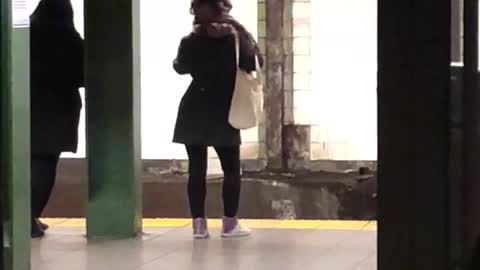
[[185, 145, 241, 218], [31, 153, 60, 221]]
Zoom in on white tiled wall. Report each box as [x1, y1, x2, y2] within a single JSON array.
[[309, 0, 378, 161], [292, 0, 312, 126], [27, 0, 259, 164], [36, 0, 474, 163], [140, 0, 258, 164]]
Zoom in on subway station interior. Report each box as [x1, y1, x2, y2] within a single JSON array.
[[2, 0, 480, 269]]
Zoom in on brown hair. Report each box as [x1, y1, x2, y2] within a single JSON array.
[[190, 0, 233, 15]]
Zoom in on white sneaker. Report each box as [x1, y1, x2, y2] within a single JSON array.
[[193, 218, 209, 239], [221, 217, 251, 238]]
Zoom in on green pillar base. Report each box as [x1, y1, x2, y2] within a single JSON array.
[[1, 0, 31, 269], [85, 0, 142, 239]]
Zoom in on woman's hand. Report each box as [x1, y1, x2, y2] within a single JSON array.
[[193, 24, 203, 33]]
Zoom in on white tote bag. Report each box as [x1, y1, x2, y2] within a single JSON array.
[[228, 33, 264, 130]]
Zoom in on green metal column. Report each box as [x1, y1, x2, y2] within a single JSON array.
[[84, 0, 142, 239], [1, 0, 31, 269]]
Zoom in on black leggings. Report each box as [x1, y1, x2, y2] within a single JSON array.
[[31, 154, 60, 220], [185, 145, 241, 218]]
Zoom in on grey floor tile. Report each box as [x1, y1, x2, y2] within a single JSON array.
[[351, 252, 377, 270], [32, 228, 378, 270], [300, 231, 377, 270]]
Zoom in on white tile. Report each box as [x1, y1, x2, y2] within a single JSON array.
[[293, 90, 312, 125], [293, 106, 311, 125], [293, 37, 311, 55], [240, 143, 259, 159], [311, 142, 330, 160], [241, 126, 259, 143], [293, 2, 311, 19], [293, 55, 311, 73], [293, 18, 311, 37], [311, 125, 328, 143], [293, 72, 311, 90]]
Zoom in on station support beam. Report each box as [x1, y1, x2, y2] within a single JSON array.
[[462, 0, 480, 267], [84, 0, 142, 239], [1, 0, 31, 269], [377, 0, 451, 269]]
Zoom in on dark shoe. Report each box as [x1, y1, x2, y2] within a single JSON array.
[[31, 219, 45, 238], [31, 228, 45, 238], [37, 219, 49, 230]]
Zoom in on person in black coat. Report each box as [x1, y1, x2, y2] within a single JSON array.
[[30, 0, 84, 238], [173, 0, 263, 239]]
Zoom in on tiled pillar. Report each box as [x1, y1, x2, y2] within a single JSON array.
[[283, 0, 312, 170], [256, 0, 268, 169], [259, 0, 314, 171], [264, 0, 285, 170]]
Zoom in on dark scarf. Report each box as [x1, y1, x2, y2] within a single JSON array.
[[194, 13, 261, 59]]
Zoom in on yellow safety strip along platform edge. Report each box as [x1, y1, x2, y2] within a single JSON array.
[[41, 218, 377, 231]]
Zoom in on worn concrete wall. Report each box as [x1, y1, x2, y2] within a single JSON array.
[[49, 158, 377, 219]]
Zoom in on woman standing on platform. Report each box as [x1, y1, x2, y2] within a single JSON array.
[[30, 0, 84, 238], [172, 0, 263, 239]]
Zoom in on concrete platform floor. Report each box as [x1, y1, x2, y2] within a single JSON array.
[[32, 220, 377, 270]]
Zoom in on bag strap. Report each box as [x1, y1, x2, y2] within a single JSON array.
[[233, 31, 263, 84], [254, 52, 263, 84], [234, 31, 240, 68]]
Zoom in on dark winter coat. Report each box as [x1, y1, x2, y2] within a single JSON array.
[[172, 26, 262, 146], [30, 7, 84, 155]]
